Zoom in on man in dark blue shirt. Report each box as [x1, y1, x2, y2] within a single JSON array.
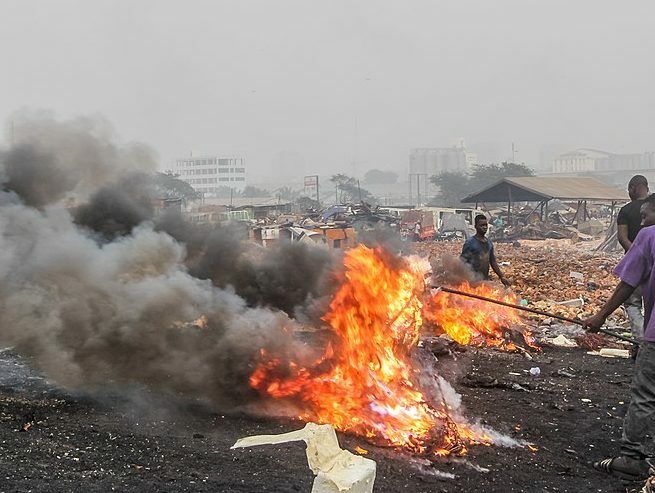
[[460, 214, 510, 286]]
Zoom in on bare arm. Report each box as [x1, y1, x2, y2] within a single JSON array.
[[582, 281, 636, 331], [490, 255, 510, 286], [617, 224, 632, 252]]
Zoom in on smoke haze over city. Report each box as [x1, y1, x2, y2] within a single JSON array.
[[1, 0, 654, 185]]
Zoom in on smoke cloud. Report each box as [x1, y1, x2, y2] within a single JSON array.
[[4, 110, 157, 202], [1, 145, 77, 208], [0, 112, 337, 409], [154, 211, 339, 318], [74, 173, 155, 241], [430, 253, 477, 286]]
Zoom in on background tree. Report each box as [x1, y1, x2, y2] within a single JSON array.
[[330, 174, 376, 204], [363, 169, 399, 185], [275, 186, 300, 201], [468, 162, 534, 192], [155, 172, 201, 200], [241, 185, 271, 198], [430, 171, 470, 207], [430, 162, 535, 207]]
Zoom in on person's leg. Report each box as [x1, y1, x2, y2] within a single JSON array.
[[621, 342, 655, 459], [625, 286, 645, 343], [594, 343, 655, 480]]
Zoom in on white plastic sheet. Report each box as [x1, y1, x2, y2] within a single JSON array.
[[231, 422, 376, 493]]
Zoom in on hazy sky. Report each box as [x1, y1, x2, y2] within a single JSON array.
[[1, 0, 654, 182]]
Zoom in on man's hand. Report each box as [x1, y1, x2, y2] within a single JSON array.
[[500, 276, 511, 287], [582, 313, 607, 332]]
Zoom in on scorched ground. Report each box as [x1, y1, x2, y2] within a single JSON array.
[[0, 345, 632, 492]]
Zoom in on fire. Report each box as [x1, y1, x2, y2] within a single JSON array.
[[425, 282, 534, 350], [250, 245, 491, 455], [193, 315, 209, 329]]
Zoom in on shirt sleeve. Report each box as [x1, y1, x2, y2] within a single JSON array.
[[614, 231, 652, 287]]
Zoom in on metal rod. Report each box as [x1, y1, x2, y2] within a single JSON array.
[[432, 286, 636, 344]]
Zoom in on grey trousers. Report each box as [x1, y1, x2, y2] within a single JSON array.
[[621, 341, 655, 458], [624, 286, 644, 343]]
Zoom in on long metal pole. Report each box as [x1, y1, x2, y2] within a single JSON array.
[[432, 286, 636, 344]]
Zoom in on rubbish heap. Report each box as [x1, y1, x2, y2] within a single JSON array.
[[417, 240, 627, 326]]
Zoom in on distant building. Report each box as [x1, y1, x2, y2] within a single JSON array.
[[409, 141, 477, 203], [409, 143, 477, 177], [552, 148, 655, 174], [174, 155, 246, 196]]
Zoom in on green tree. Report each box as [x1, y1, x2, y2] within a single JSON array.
[[155, 172, 201, 200], [330, 174, 375, 204], [468, 162, 534, 192], [430, 162, 535, 206], [430, 171, 470, 207]]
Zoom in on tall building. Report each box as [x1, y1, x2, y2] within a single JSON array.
[[409, 144, 476, 177], [174, 155, 246, 196], [409, 141, 477, 201]]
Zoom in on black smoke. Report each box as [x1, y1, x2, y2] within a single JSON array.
[[1, 145, 77, 208], [0, 112, 338, 410], [74, 173, 155, 241]]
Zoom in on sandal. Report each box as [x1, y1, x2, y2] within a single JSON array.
[[640, 461, 655, 493], [641, 476, 655, 493], [593, 456, 650, 481]]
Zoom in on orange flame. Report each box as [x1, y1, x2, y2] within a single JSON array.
[[425, 282, 535, 350], [250, 245, 491, 455]]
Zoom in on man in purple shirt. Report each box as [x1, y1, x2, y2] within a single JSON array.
[[583, 193, 655, 482]]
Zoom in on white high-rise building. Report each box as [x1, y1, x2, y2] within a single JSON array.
[[174, 155, 246, 196]]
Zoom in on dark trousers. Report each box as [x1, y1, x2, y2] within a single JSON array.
[[621, 341, 655, 458]]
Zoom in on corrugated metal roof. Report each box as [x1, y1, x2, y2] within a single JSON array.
[[461, 176, 627, 203]]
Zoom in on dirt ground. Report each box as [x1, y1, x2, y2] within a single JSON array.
[[0, 343, 638, 493]]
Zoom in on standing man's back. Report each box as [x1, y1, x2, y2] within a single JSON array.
[[617, 174, 649, 344]]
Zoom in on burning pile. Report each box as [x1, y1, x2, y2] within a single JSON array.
[[0, 113, 532, 460], [251, 245, 493, 456], [425, 282, 535, 350]]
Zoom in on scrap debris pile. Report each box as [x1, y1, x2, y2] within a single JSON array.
[[417, 240, 627, 328], [487, 201, 612, 243]]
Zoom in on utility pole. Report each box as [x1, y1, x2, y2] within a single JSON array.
[[408, 173, 427, 207], [352, 116, 359, 177], [511, 143, 517, 163]]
